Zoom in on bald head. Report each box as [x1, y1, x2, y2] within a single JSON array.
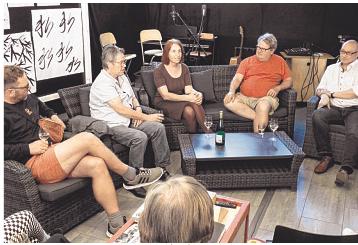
[[340, 40, 358, 66], [342, 39, 358, 50]]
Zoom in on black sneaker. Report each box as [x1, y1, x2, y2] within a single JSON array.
[[106, 216, 127, 238], [123, 167, 163, 190], [160, 168, 172, 181], [127, 187, 147, 198]]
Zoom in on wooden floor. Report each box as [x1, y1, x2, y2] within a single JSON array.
[[65, 107, 358, 242]]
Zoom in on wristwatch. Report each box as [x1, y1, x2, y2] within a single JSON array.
[[330, 92, 335, 98]]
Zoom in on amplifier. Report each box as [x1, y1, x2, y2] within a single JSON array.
[[284, 47, 312, 56]]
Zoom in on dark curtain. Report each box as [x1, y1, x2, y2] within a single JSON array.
[[89, 3, 358, 78]]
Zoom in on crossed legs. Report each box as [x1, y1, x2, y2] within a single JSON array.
[[225, 100, 271, 133], [54, 132, 129, 215], [182, 103, 207, 133]]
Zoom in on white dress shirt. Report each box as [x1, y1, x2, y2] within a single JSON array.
[[317, 59, 358, 107]]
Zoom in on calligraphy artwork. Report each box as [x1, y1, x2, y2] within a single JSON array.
[[32, 8, 84, 80], [4, 32, 37, 92]]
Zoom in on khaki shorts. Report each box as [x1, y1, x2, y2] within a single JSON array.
[[234, 93, 279, 115], [25, 144, 67, 184]]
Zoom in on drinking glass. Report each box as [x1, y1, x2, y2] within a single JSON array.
[[38, 127, 50, 142], [204, 115, 213, 137], [269, 118, 279, 137], [258, 126, 266, 138]]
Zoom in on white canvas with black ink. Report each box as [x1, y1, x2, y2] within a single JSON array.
[[4, 32, 37, 93], [31, 8, 84, 80]]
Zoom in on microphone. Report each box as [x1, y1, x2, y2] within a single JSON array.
[[202, 4, 207, 17], [170, 5, 176, 22]]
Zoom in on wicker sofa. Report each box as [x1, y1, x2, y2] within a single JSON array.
[[4, 160, 123, 234], [303, 95, 346, 163], [138, 64, 297, 150]]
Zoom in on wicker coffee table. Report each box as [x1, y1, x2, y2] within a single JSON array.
[[178, 131, 305, 190]]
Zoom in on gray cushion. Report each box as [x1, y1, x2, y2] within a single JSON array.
[[79, 86, 91, 116], [191, 69, 216, 102], [140, 70, 157, 107], [38, 178, 90, 201]]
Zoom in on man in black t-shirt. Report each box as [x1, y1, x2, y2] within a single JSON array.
[[4, 65, 164, 237]]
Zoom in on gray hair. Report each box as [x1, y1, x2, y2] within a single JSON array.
[[139, 175, 214, 243], [257, 33, 278, 51], [101, 45, 125, 69]]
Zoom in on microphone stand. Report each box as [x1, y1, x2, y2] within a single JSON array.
[[173, 11, 207, 63]]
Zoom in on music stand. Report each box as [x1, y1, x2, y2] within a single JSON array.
[[172, 10, 208, 61]]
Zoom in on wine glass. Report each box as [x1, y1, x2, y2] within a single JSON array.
[[258, 126, 266, 138], [269, 118, 279, 137], [39, 127, 50, 142], [204, 115, 213, 137]]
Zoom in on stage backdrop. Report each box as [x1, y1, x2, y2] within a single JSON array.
[[89, 3, 358, 79]]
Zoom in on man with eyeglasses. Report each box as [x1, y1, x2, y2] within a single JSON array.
[[90, 46, 171, 195], [224, 33, 292, 133], [4, 65, 164, 237], [311, 40, 358, 186]]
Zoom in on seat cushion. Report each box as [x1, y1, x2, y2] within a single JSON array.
[[140, 70, 156, 106], [38, 178, 90, 201], [79, 86, 91, 116], [191, 69, 216, 102]]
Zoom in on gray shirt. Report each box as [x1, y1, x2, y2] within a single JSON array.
[[90, 69, 135, 127]]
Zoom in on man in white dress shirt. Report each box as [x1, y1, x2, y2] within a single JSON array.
[[312, 40, 358, 186]]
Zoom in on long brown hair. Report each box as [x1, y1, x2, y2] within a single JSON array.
[[161, 39, 185, 65]]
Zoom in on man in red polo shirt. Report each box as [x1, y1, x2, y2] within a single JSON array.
[[224, 33, 292, 133]]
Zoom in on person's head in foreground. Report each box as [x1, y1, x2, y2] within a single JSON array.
[[139, 175, 214, 243]]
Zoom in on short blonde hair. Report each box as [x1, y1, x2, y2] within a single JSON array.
[[139, 175, 214, 243]]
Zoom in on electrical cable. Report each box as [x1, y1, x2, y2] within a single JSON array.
[[300, 54, 313, 102]]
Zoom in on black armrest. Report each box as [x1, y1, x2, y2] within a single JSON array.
[[141, 105, 159, 114], [306, 95, 320, 117]]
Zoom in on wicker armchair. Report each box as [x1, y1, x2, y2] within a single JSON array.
[[303, 95, 346, 163], [138, 65, 297, 150], [4, 159, 123, 234]]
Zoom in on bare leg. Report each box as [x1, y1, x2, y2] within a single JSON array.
[[54, 132, 128, 176], [69, 155, 119, 215], [254, 101, 271, 133], [224, 100, 256, 120], [182, 106, 197, 133]]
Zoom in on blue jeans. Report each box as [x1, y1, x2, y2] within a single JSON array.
[[111, 121, 170, 168], [312, 106, 358, 173]]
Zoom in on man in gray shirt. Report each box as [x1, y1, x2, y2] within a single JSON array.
[[90, 46, 170, 176]]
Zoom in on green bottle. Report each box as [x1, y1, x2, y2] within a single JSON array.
[[215, 111, 225, 145]]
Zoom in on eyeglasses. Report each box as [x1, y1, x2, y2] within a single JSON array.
[[112, 60, 126, 66], [11, 84, 30, 90], [256, 46, 272, 52], [339, 50, 358, 56]]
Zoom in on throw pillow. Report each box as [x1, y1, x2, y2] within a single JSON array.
[[79, 86, 91, 116], [140, 70, 157, 106], [191, 69, 216, 102]]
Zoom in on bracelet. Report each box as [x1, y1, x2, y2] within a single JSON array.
[[228, 91, 235, 95]]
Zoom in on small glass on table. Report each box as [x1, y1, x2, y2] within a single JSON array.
[[258, 126, 266, 138], [204, 114, 213, 138], [269, 118, 279, 140]]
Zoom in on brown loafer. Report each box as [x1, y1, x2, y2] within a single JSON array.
[[314, 156, 334, 174]]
